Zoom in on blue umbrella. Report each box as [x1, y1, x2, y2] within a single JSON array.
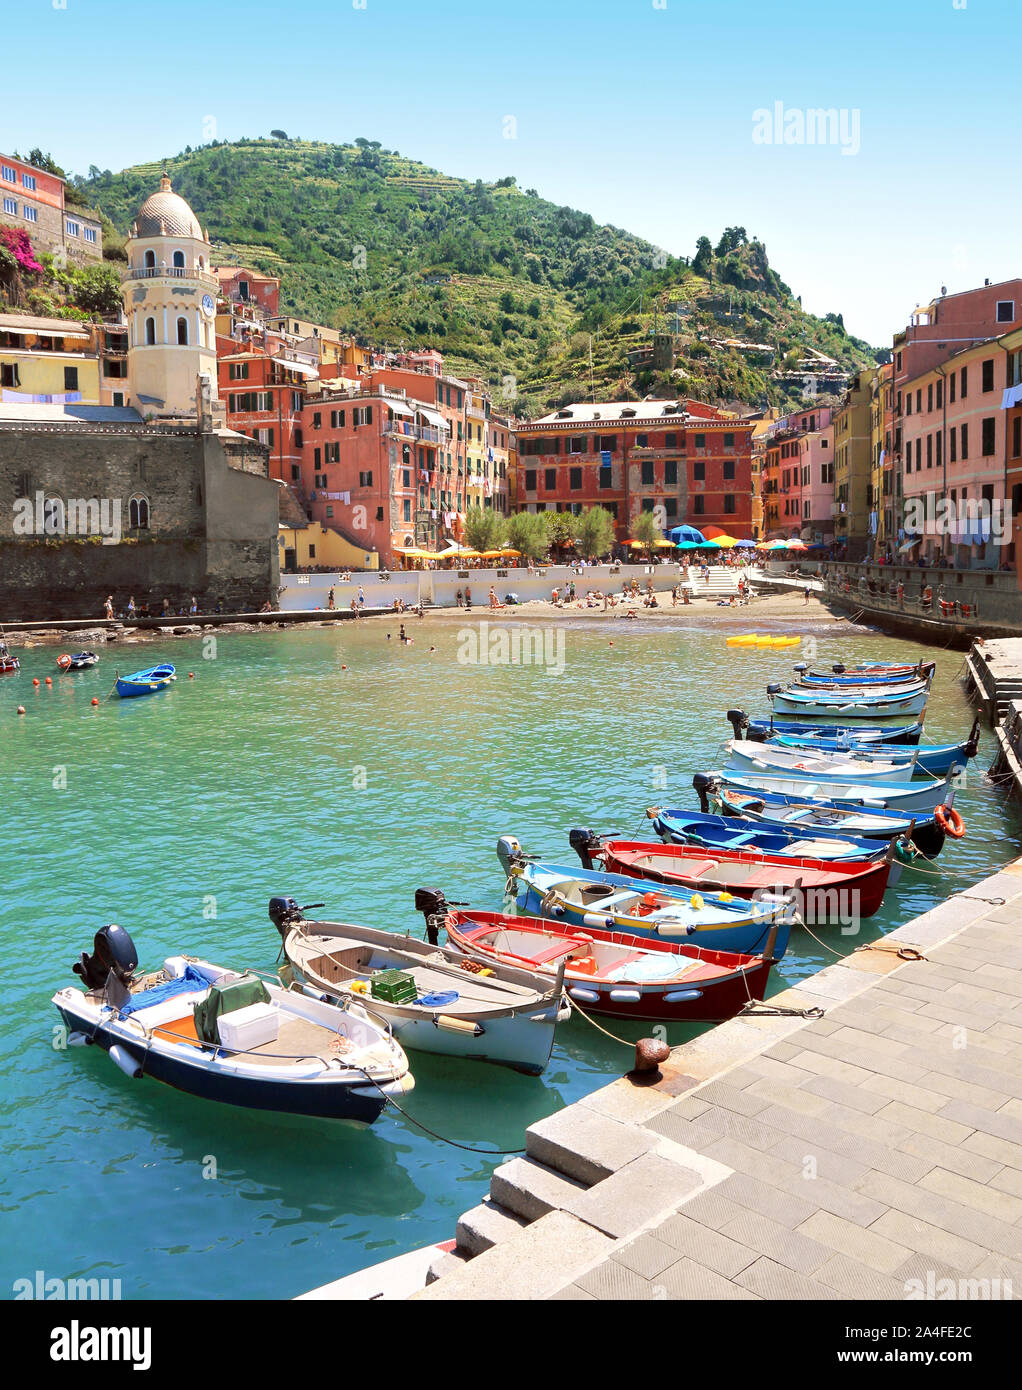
[[735, 539, 756, 548], [668, 525, 707, 545]]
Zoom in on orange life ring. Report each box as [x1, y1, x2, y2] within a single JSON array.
[[934, 804, 965, 839], [57, 654, 71, 670]]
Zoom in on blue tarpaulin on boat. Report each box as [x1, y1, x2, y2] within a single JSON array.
[[417, 990, 460, 1008], [118, 966, 209, 1016]]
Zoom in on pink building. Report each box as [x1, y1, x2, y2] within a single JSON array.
[[900, 336, 1011, 567]]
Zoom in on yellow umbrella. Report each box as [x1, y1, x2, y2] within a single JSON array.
[[500, 548, 522, 557], [653, 538, 676, 548], [712, 535, 740, 548], [479, 549, 505, 559]]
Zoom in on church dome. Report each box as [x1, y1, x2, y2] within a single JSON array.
[[131, 174, 205, 240]]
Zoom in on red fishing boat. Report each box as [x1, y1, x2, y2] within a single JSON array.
[[442, 908, 778, 1024], [569, 830, 895, 922]]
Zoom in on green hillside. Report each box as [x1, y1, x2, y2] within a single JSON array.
[[79, 138, 876, 415]]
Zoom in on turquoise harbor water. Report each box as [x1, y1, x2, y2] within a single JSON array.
[[2, 615, 1019, 1299]]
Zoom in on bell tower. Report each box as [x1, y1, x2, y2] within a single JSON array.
[[123, 174, 219, 421]]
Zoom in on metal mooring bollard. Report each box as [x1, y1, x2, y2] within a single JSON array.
[[631, 1037, 671, 1080]]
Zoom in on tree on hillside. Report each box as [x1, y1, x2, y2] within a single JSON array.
[[715, 226, 748, 257], [506, 510, 548, 561], [692, 236, 714, 277], [270, 129, 290, 141], [575, 506, 616, 559], [542, 511, 577, 555], [462, 505, 507, 553]]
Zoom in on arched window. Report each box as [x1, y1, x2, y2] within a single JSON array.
[[129, 495, 150, 529], [176, 317, 188, 345], [144, 317, 156, 345], [143, 249, 155, 269], [172, 250, 185, 269]]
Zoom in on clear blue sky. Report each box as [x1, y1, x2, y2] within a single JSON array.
[[4, 0, 1016, 345]]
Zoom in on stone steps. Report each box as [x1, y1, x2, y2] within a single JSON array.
[[455, 1199, 528, 1256], [490, 1156, 590, 1222]]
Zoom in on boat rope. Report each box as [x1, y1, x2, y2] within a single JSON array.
[[853, 942, 927, 961], [957, 894, 1006, 906], [350, 1066, 526, 1155], [737, 1002, 827, 1019], [562, 995, 642, 1048]]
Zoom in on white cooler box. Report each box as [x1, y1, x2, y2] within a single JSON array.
[[217, 1002, 280, 1050]]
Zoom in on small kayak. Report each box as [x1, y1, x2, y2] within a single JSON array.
[[115, 663, 176, 698]]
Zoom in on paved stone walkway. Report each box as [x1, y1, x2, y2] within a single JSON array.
[[416, 862, 1022, 1300]]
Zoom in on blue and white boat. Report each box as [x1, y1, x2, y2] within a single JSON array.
[[725, 738, 932, 783], [795, 660, 935, 688], [760, 719, 979, 778], [52, 925, 414, 1124], [115, 663, 176, 698], [712, 765, 954, 816], [767, 680, 929, 719], [647, 807, 896, 861], [496, 837, 794, 956], [695, 775, 949, 856], [732, 712, 924, 746]]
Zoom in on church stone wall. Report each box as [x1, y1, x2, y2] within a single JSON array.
[[0, 425, 279, 619]]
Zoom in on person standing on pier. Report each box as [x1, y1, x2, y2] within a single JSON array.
[[327, 587, 335, 610], [103, 595, 114, 620]]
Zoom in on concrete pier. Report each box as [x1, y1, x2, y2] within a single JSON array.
[[966, 639, 1022, 727], [414, 859, 1022, 1301]]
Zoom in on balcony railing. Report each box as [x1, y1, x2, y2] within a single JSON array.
[[382, 421, 446, 444], [125, 265, 219, 290]]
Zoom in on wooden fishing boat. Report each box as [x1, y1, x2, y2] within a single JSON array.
[[52, 924, 413, 1124], [0, 641, 19, 674], [734, 712, 924, 745], [271, 896, 568, 1076], [714, 764, 955, 815], [696, 776, 949, 856], [57, 651, 99, 670], [795, 660, 935, 688], [759, 719, 979, 778], [496, 837, 794, 956], [441, 908, 778, 1024], [647, 807, 897, 861], [767, 681, 929, 719], [115, 663, 176, 698], [726, 737, 929, 782], [568, 830, 896, 921]]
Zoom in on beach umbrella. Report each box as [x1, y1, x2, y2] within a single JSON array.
[[668, 525, 707, 545], [712, 535, 740, 548], [786, 538, 808, 551], [765, 539, 788, 550], [698, 524, 728, 540], [735, 539, 756, 549], [500, 548, 522, 556]]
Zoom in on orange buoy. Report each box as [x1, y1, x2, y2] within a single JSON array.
[[17, 706, 25, 715], [91, 697, 99, 706], [44, 677, 52, 686], [341, 664, 347, 670], [188, 672, 194, 678], [32, 678, 40, 686]]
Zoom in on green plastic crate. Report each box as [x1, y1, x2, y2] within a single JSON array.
[[369, 968, 418, 1005]]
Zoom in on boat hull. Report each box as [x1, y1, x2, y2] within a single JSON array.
[[649, 808, 893, 861], [445, 911, 773, 1023], [770, 689, 929, 718], [511, 876, 792, 957], [595, 842, 892, 921], [53, 1001, 390, 1123], [745, 718, 923, 745], [718, 769, 952, 815]]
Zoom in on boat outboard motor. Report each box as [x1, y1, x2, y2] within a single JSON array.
[[495, 834, 524, 877], [793, 662, 808, 674], [692, 772, 717, 814], [726, 708, 755, 741], [414, 888, 450, 945], [568, 827, 602, 870], [766, 683, 782, 697], [832, 663, 846, 674], [73, 924, 138, 991], [268, 897, 325, 940]]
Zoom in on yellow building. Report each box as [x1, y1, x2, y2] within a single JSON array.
[[278, 518, 379, 573], [0, 313, 102, 404], [868, 363, 892, 560], [122, 174, 220, 421], [833, 367, 876, 556], [749, 410, 777, 540]]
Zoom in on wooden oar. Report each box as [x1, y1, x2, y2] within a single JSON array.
[[103, 671, 121, 702]]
